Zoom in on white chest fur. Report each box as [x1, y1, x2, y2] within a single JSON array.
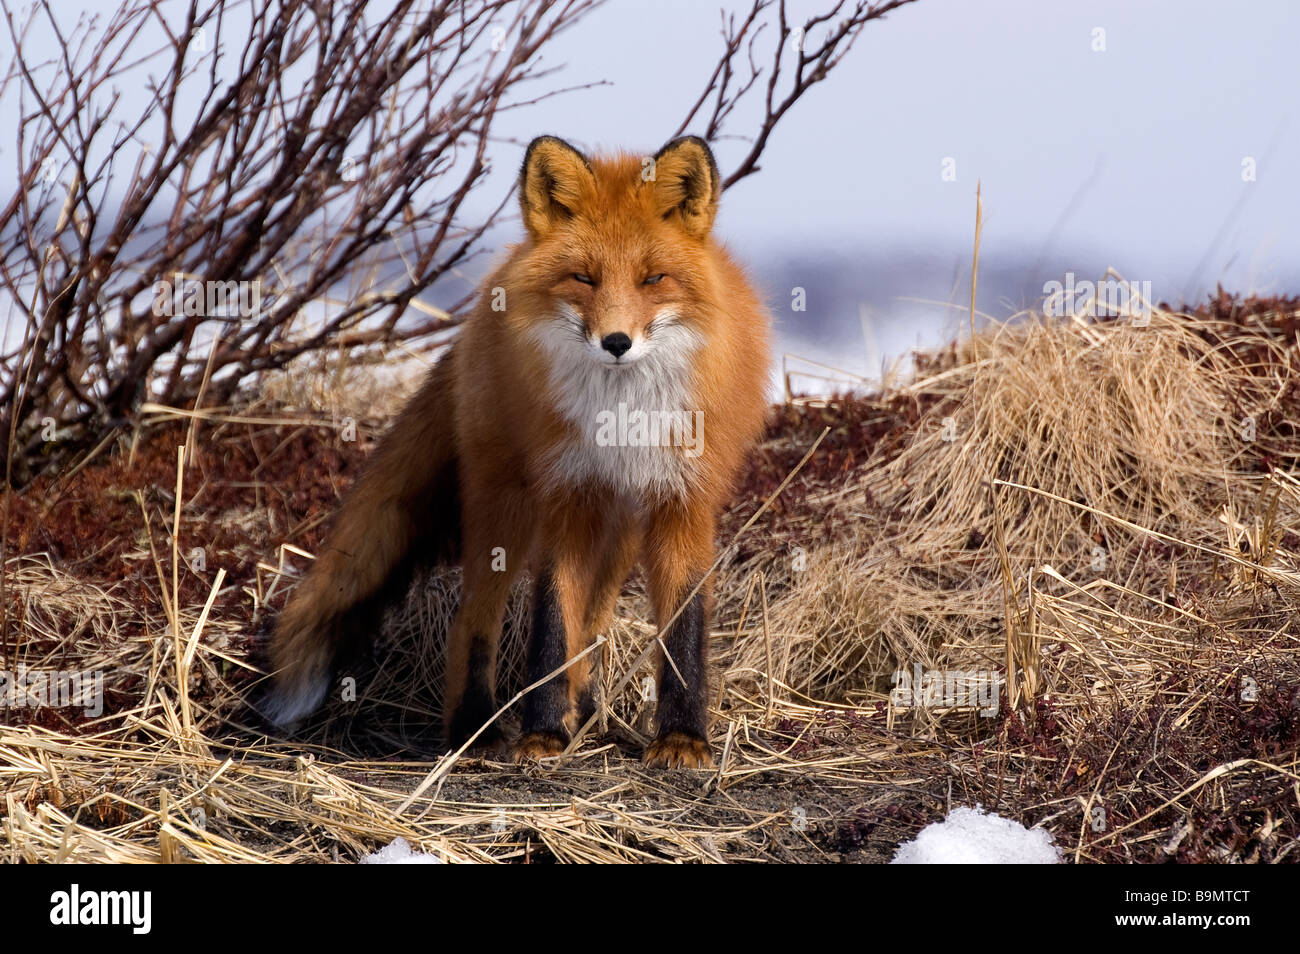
[[531, 311, 704, 501]]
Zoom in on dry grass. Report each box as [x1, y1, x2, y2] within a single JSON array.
[[3, 290, 1300, 863]]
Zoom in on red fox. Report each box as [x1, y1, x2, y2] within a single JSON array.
[[261, 135, 772, 768]]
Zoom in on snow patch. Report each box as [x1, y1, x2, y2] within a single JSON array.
[[891, 806, 1061, 864], [360, 837, 444, 865]]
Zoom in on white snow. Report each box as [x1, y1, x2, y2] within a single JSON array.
[[360, 837, 444, 865], [891, 806, 1061, 864]]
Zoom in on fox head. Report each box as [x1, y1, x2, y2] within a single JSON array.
[[512, 135, 723, 369]]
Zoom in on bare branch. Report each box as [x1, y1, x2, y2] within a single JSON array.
[[0, 0, 600, 483], [677, 0, 919, 190]]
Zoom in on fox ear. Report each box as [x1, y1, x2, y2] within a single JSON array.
[[650, 136, 721, 239], [520, 136, 593, 240]]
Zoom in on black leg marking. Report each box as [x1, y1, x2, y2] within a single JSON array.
[[655, 585, 708, 740], [572, 634, 604, 727], [574, 684, 597, 727], [446, 633, 501, 749], [520, 568, 569, 739]]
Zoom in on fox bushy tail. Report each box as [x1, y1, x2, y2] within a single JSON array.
[[259, 352, 461, 726]]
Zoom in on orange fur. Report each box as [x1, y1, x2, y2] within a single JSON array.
[[262, 135, 771, 768]]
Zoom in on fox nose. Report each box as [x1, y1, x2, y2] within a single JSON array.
[[601, 332, 632, 358]]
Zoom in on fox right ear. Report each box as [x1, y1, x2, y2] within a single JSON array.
[[650, 136, 721, 240], [520, 136, 593, 240]]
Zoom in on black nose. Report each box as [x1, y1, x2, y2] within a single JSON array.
[[601, 332, 632, 358]]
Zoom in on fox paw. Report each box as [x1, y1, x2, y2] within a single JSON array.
[[643, 732, 714, 769], [445, 706, 507, 754], [444, 725, 508, 760], [510, 731, 567, 763]]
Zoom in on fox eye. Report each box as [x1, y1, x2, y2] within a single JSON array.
[[643, 274, 665, 285], [572, 273, 595, 285]]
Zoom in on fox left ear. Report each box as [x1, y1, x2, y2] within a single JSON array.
[[520, 135, 595, 241], [650, 136, 721, 239]]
